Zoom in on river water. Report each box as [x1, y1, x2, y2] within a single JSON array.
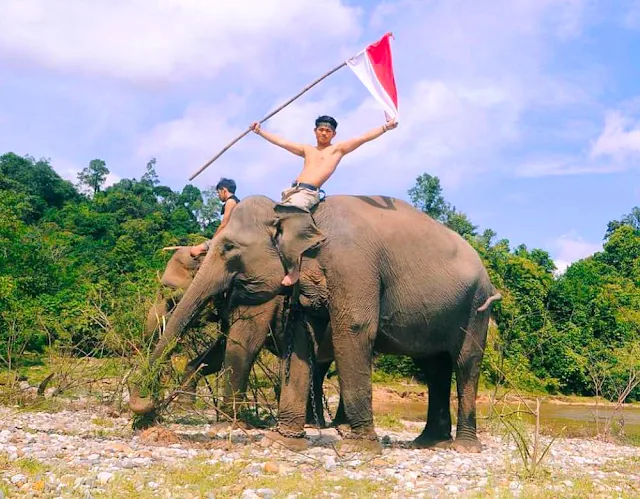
[[374, 397, 640, 438]]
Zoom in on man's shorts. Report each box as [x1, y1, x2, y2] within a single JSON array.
[[280, 182, 322, 211]]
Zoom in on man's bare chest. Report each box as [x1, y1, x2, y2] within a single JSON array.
[[306, 147, 339, 165]]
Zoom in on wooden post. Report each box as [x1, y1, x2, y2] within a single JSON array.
[[188, 61, 348, 181]]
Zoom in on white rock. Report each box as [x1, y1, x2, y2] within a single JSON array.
[[97, 472, 114, 484], [241, 490, 260, 499], [324, 456, 337, 471], [256, 488, 275, 499], [10, 474, 26, 484], [148, 481, 159, 489]]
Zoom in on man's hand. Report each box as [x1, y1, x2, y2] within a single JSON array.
[[250, 121, 261, 134], [383, 118, 398, 132]]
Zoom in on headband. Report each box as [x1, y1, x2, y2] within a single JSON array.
[[316, 122, 336, 131]]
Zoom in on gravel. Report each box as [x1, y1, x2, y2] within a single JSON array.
[[0, 405, 637, 498]]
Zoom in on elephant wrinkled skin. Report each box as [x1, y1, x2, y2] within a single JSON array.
[[132, 247, 338, 427], [131, 195, 501, 452]]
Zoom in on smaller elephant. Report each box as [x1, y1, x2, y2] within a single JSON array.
[[140, 247, 342, 427]]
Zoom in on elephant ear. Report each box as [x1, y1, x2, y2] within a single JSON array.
[[273, 204, 326, 268], [161, 248, 197, 290]]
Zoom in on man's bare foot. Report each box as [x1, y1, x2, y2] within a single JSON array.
[[281, 268, 300, 286]]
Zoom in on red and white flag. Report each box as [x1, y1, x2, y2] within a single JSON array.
[[346, 32, 398, 120]]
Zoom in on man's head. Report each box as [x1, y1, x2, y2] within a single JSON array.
[[314, 115, 337, 146], [216, 178, 236, 201]]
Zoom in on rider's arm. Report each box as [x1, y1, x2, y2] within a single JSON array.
[[251, 122, 306, 157], [337, 119, 397, 155]]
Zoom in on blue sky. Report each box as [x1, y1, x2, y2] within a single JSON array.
[[1, 0, 639, 271]]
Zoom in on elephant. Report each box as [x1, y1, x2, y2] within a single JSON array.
[[141, 247, 340, 427], [130, 194, 501, 453]]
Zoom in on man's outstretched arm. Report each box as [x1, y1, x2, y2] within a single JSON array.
[[337, 119, 398, 155], [250, 122, 306, 157]]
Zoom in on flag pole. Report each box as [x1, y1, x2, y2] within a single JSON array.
[[188, 61, 347, 181]]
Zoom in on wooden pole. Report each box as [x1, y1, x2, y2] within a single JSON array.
[[188, 61, 348, 181]]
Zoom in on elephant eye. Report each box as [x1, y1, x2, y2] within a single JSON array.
[[223, 242, 236, 253]]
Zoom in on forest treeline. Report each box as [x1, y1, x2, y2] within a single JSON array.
[[1, 152, 638, 399]]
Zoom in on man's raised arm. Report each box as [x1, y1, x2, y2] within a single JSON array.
[[337, 119, 398, 155], [250, 122, 306, 157]]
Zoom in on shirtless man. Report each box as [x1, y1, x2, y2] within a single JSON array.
[[250, 115, 398, 285]]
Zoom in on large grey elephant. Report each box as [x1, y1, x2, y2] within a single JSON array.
[[130, 195, 501, 452], [140, 247, 338, 426]]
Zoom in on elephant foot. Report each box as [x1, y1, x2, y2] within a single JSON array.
[[410, 434, 453, 450], [336, 438, 383, 455], [260, 430, 309, 452], [451, 438, 483, 453]]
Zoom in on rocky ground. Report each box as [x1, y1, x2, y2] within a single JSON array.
[[0, 404, 638, 499]]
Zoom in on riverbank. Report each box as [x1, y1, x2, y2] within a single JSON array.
[[0, 402, 638, 498]]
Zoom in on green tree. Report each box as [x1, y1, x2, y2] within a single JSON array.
[[77, 159, 110, 196], [141, 158, 160, 187], [408, 173, 477, 237], [196, 187, 222, 234], [604, 206, 640, 239], [408, 173, 449, 219]]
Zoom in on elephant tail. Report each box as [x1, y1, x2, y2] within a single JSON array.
[[477, 293, 502, 313]]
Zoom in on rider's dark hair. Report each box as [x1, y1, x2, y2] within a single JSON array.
[[315, 115, 338, 130], [216, 178, 236, 193]]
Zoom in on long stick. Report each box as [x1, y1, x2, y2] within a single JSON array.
[[189, 61, 347, 181]]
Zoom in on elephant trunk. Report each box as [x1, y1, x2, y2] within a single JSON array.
[[148, 250, 229, 365], [128, 248, 231, 416]]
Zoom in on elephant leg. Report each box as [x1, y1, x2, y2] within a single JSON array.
[[179, 337, 227, 402], [222, 336, 261, 414], [276, 321, 311, 439], [330, 305, 379, 441], [331, 396, 348, 427], [452, 314, 489, 453], [412, 353, 454, 449], [305, 361, 331, 427]]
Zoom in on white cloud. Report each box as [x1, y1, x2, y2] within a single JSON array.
[[515, 155, 622, 177], [553, 231, 601, 274], [590, 109, 640, 162], [624, 0, 640, 29], [0, 0, 361, 83]]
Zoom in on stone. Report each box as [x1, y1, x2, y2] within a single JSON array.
[[256, 489, 275, 499], [97, 472, 114, 484], [10, 474, 26, 485], [242, 463, 264, 475], [264, 461, 280, 473], [324, 456, 337, 471], [241, 489, 260, 499]]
